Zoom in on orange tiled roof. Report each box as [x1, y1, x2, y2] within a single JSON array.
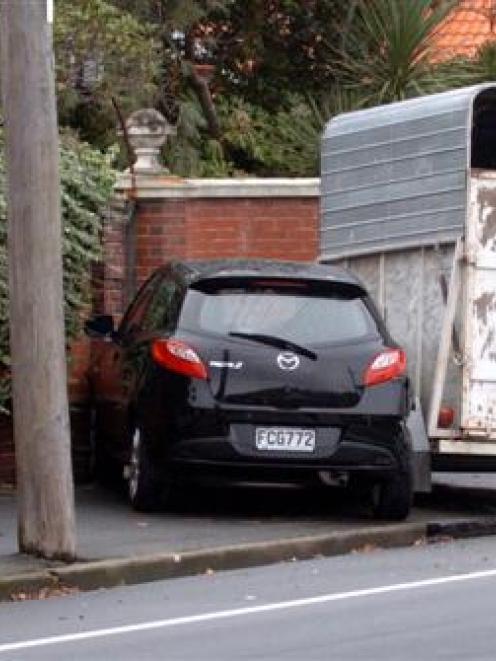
[[432, 0, 496, 60]]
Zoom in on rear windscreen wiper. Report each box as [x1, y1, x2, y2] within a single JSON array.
[[228, 332, 317, 360]]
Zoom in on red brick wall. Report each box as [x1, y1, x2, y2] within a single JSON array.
[[1, 338, 94, 488], [136, 199, 187, 285], [123, 196, 319, 302], [1, 269, 105, 488], [185, 198, 318, 262]]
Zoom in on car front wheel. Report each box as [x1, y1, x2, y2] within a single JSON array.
[[128, 426, 165, 512]]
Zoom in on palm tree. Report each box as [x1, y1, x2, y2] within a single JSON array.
[[332, 0, 458, 104]]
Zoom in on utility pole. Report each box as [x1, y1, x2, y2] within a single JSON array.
[[0, 0, 76, 559]]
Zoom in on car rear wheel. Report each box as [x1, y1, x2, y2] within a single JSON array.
[[128, 426, 166, 512], [371, 472, 412, 521]]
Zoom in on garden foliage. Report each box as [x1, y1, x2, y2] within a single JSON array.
[[0, 132, 116, 411], [66, 0, 494, 179]]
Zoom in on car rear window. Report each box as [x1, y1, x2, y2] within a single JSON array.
[[179, 279, 379, 346]]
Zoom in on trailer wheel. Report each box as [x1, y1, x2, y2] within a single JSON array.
[[371, 472, 412, 521]]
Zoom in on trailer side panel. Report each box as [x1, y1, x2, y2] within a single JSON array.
[[462, 173, 496, 435]]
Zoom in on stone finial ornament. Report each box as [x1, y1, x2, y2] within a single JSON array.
[[123, 109, 176, 174]]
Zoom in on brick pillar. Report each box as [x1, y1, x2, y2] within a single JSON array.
[[102, 195, 129, 320], [136, 199, 187, 286]]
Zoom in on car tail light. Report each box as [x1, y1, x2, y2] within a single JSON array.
[[151, 339, 208, 380], [363, 349, 406, 387]]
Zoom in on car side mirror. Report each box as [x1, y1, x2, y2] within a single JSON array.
[[84, 314, 115, 339]]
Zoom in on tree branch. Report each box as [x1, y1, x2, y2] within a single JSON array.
[[183, 29, 221, 139], [186, 61, 222, 139]]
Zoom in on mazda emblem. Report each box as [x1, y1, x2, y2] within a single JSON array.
[[277, 352, 300, 371]]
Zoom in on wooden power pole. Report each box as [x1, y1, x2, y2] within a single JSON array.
[[0, 0, 76, 559]]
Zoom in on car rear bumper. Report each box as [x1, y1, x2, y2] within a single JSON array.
[[156, 421, 411, 485]]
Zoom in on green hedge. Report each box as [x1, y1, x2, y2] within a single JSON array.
[[0, 131, 116, 412]]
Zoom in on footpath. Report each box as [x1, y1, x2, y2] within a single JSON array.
[[1, 476, 496, 600]]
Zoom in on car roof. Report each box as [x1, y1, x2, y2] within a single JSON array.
[[162, 259, 365, 290]]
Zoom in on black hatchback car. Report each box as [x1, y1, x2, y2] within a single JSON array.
[[86, 260, 413, 520]]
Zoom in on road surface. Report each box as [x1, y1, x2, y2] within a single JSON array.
[[1, 534, 496, 660]]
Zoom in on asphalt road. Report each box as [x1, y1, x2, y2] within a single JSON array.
[[2, 535, 496, 660]]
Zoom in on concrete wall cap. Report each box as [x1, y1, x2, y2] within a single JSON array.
[[115, 175, 320, 199]]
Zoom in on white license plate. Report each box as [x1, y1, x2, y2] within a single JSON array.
[[255, 428, 316, 452]]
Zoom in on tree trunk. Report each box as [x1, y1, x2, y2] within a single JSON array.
[[184, 31, 221, 139], [0, 0, 76, 560], [187, 62, 222, 139]]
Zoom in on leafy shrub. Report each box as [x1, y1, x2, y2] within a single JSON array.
[[166, 91, 363, 178], [0, 131, 116, 412]]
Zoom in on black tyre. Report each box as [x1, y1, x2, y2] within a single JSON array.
[[128, 426, 165, 512], [371, 471, 412, 521]]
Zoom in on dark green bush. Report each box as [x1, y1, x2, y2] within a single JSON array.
[[0, 132, 116, 412]]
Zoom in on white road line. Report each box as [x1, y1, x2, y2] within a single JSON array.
[[2, 567, 496, 654]]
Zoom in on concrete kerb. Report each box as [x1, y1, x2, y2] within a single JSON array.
[[0, 570, 58, 601], [0, 522, 427, 599], [2, 516, 496, 601]]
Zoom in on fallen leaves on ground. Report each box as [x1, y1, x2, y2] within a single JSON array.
[[10, 584, 79, 601], [429, 534, 454, 545], [351, 543, 380, 554], [413, 536, 427, 546]]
